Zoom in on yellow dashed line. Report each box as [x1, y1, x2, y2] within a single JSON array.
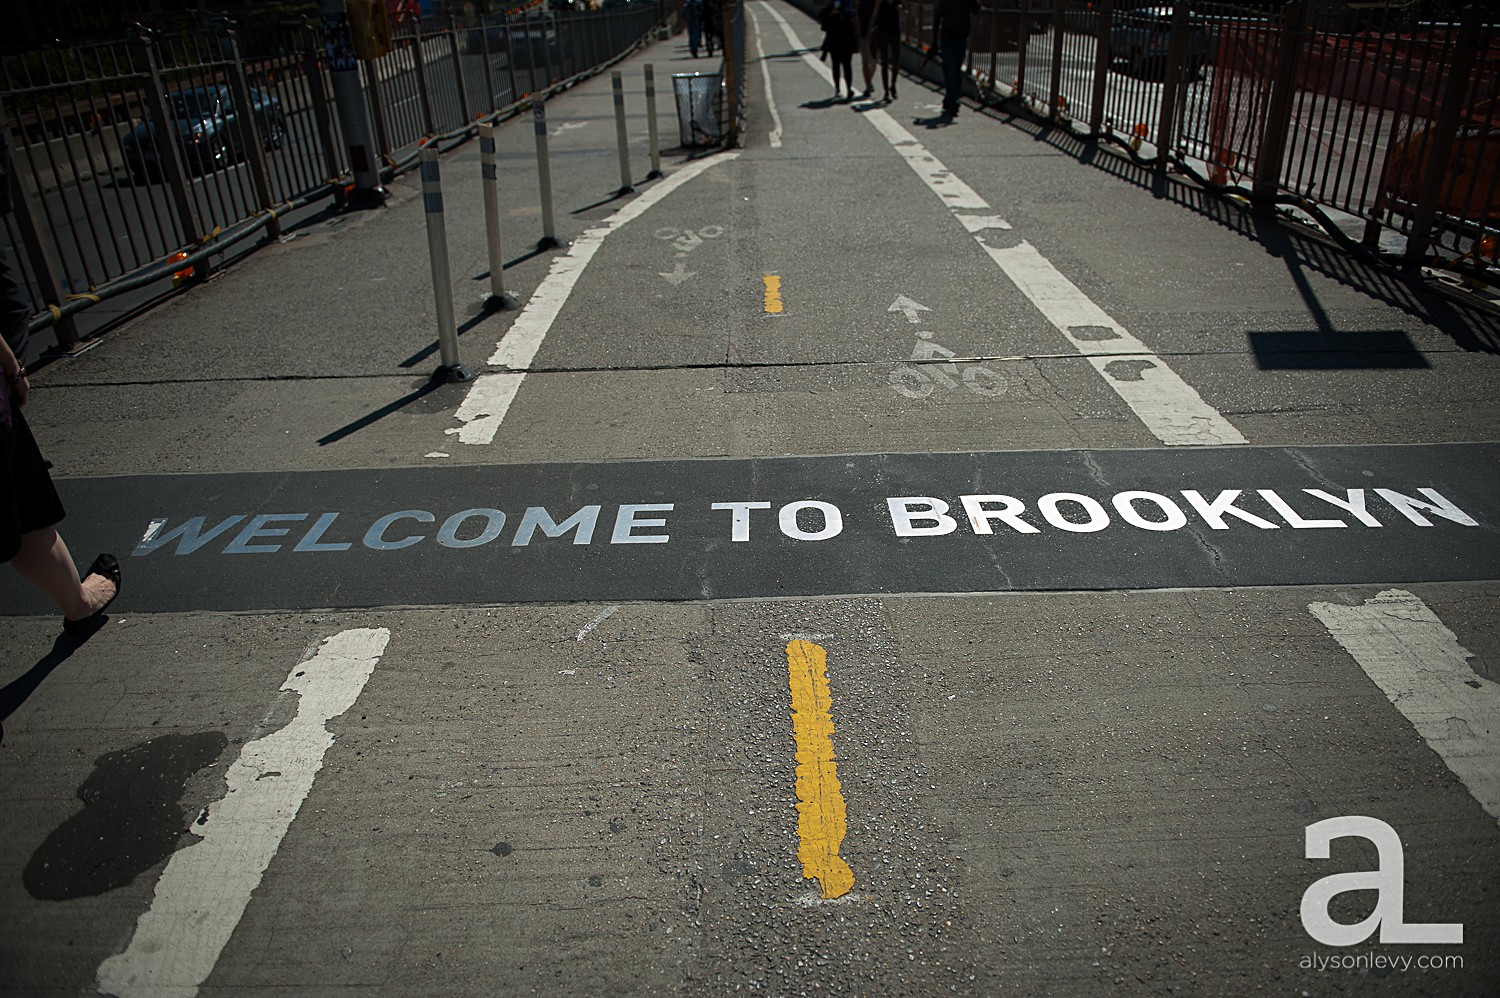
[[785, 639, 854, 899], [763, 274, 784, 314]]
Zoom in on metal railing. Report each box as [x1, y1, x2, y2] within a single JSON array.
[[1, 3, 674, 353], [895, 0, 1499, 282]]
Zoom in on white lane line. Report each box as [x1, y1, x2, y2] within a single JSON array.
[[749, 7, 785, 149], [757, 2, 1245, 447], [444, 150, 741, 447], [96, 628, 393, 998], [1310, 591, 1499, 824]]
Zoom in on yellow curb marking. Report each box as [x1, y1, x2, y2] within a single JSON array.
[[763, 273, 784, 314], [786, 639, 854, 899]]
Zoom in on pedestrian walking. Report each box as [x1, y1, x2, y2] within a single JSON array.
[[855, 0, 878, 99], [702, 0, 721, 58], [819, 0, 859, 100], [924, 0, 980, 117], [0, 119, 119, 692], [871, 0, 903, 102], [684, 0, 705, 57]]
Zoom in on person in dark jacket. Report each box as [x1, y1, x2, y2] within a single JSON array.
[[819, 0, 860, 100], [926, 0, 979, 117], [871, 0, 903, 103]]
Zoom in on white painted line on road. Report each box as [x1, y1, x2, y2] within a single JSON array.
[[758, 2, 1245, 447], [749, 6, 785, 149], [446, 150, 741, 447], [96, 628, 393, 998], [1309, 591, 1499, 824]]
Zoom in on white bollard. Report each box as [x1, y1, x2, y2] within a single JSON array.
[[533, 100, 563, 250], [479, 123, 519, 311], [644, 64, 663, 180], [612, 71, 634, 195], [420, 146, 472, 383]]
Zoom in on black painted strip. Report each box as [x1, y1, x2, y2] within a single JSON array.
[[4, 444, 1497, 614]]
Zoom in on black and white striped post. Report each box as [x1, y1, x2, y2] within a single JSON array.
[[644, 64, 663, 180], [479, 123, 520, 312], [611, 71, 634, 195], [420, 146, 473, 383], [532, 100, 563, 250]]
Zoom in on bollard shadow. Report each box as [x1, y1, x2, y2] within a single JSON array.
[[472, 245, 550, 281], [571, 189, 633, 214], [316, 374, 448, 446], [1247, 330, 1431, 370], [398, 310, 499, 371], [0, 631, 95, 744]]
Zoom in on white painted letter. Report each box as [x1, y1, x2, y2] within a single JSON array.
[[512, 505, 600, 546], [438, 509, 507, 548], [1374, 488, 1479, 527], [960, 495, 1039, 534], [1181, 490, 1279, 530], [133, 515, 247, 557], [294, 513, 352, 553], [225, 513, 309, 555], [364, 510, 434, 550], [1305, 489, 1382, 527], [712, 501, 773, 542], [1038, 493, 1110, 533], [1112, 491, 1187, 531], [612, 504, 673, 544], [780, 501, 844, 541], [887, 497, 957, 537], [1258, 490, 1345, 528]]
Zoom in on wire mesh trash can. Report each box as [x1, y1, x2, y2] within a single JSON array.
[[673, 72, 723, 146]]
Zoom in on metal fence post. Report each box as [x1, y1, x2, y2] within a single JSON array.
[[986, 0, 1001, 96], [1049, 0, 1068, 120], [136, 32, 205, 252], [1016, 0, 1031, 96], [1252, 0, 1305, 203], [479, 15, 498, 111], [479, 123, 519, 311], [410, 24, 438, 135], [1403, 4, 1483, 269], [362, 58, 393, 168], [301, 24, 347, 201], [644, 64, 663, 179], [448, 15, 473, 125], [1088, 0, 1114, 135], [612, 71, 634, 193], [419, 147, 471, 383], [724, 0, 741, 146], [1152, 0, 1193, 174], [222, 28, 280, 238]]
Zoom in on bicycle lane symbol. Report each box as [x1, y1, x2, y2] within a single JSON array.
[[888, 331, 1007, 400]]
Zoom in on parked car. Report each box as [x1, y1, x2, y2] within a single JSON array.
[[1380, 97, 1500, 225], [120, 85, 285, 183], [1110, 6, 1211, 80]]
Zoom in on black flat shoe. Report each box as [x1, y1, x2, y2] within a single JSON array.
[[63, 553, 121, 637]]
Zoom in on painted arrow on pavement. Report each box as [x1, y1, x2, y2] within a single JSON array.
[[889, 295, 931, 323], [660, 261, 696, 286]]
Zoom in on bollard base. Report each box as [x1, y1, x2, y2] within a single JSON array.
[[481, 291, 521, 311], [345, 185, 389, 210], [615, 185, 636, 196], [433, 364, 476, 384], [646, 170, 664, 180], [537, 235, 569, 251]]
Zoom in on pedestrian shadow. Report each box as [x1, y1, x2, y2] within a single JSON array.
[[0, 631, 96, 745], [913, 114, 955, 129], [801, 96, 847, 109]]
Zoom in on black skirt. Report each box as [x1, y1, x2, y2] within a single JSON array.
[[1, 395, 66, 562]]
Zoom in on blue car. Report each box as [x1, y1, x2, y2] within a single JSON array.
[[1110, 6, 1211, 81], [121, 85, 285, 183]]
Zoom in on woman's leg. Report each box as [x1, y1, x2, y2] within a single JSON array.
[[8, 527, 113, 621]]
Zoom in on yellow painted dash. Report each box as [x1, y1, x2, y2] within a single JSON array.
[[785, 639, 854, 899], [763, 274, 784, 314]]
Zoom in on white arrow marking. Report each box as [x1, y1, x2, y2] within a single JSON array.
[[889, 295, 931, 323], [550, 121, 590, 138], [660, 261, 696, 285]]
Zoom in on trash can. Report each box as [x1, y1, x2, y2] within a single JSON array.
[[672, 72, 722, 147]]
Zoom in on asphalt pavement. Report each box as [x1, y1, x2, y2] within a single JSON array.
[[3, 3, 1499, 996]]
